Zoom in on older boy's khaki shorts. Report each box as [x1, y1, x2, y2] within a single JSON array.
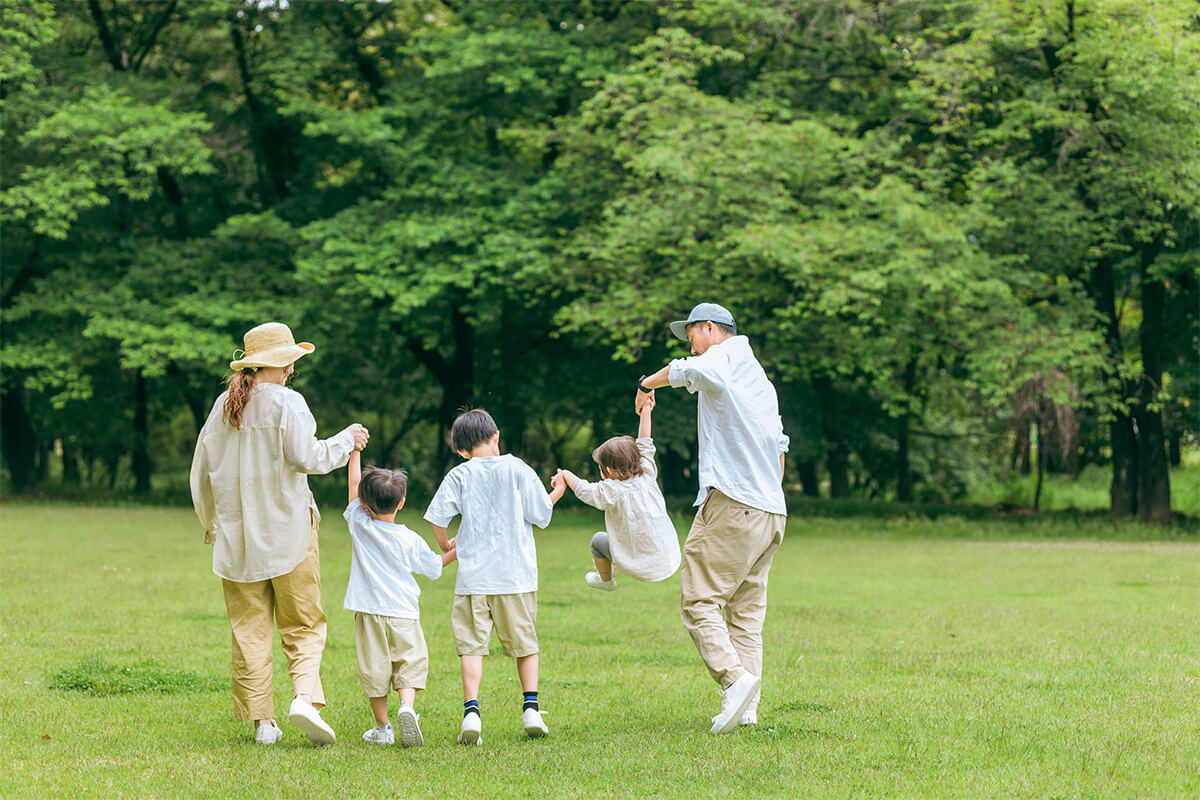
[[354, 613, 428, 696], [451, 592, 538, 658]]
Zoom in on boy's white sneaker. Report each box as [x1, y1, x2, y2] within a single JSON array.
[[288, 697, 336, 745], [254, 721, 282, 745], [396, 705, 424, 748], [709, 673, 760, 734], [458, 712, 482, 746], [585, 572, 617, 591], [362, 723, 394, 745], [522, 708, 548, 738]]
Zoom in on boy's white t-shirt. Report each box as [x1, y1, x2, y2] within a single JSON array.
[[423, 454, 553, 596], [343, 500, 443, 619], [573, 437, 681, 583]]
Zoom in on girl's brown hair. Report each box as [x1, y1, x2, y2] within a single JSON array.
[[222, 369, 258, 429], [592, 435, 643, 480]]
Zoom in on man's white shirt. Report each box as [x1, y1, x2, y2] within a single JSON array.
[[668, 335, 789, 515]]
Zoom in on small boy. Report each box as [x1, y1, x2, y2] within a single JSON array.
[[345, 447, 456, 747], [552, 390, 680, 590], [424, 409, 565, 745]]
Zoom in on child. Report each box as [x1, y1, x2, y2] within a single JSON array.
[[551, 390, 681, 590], [424, 409, 566, 745], [344, 447, 456, 747]]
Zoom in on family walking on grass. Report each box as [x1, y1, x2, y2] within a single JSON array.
[[189, 302, 790, 746]]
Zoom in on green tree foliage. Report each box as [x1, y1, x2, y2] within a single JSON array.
[[1, 0, 1195, 515]]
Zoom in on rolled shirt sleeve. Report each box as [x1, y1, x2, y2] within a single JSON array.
[[573, 477, 621, 511], [668, 353, 724, 394], [282, 402, 356, 475]]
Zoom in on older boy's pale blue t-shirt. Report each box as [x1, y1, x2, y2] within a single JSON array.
[[343, 500, 443, 619], [423, 454, 553, 596]]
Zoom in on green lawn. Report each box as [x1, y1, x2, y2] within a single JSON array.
[[1, 503, 1197, 799]]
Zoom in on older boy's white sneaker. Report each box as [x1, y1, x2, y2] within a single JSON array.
[[288, 697, 336, 745], [522, 708, 548, 738], [396, 705, 424, 748], [458, 712, 482, 746], [709, 673, 760, 734], [254, 721, 282, 745], [362, 723, 394, 745], [585, 572, 616, 591]]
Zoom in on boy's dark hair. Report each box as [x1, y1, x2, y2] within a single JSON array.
[[359, 467, 408, 515], [592, 435, 644, 480], [451, 408, 499, 454]]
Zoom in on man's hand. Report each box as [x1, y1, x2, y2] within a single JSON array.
[[635, 387, 653, 415]]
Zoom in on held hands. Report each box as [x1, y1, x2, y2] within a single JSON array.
[[349, 423, 370, 450], [635, 388, 655, 415], [549, 470, 567, 504]]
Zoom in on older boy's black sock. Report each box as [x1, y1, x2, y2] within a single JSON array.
[[463, 700, 480, 719], [522, 692, 539, 712]]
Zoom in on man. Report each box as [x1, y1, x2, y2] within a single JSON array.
[[638, 302, 789, 734]]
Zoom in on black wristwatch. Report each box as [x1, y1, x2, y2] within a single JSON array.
[[637, 375, 652, 393]]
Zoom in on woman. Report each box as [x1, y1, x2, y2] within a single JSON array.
[[190, 322, 369, 745]]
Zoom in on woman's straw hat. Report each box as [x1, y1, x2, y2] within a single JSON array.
[[229, 322, 314, 371]]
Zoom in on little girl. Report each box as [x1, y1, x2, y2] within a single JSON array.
[[552, 391, 681, 590]]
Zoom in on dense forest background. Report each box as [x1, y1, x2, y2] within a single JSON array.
[[2, 0, 1197, 519]]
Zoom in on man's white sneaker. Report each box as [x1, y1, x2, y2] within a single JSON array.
[[254, 721, 282, 745], [709, 673, 761, 734], [396, 705, 424, 748], [585, 572, 617, 591], [522, 708, 548, 738], [362, 723, 394, 745], [288, 697, 336, 745], [458, 712, 482, 746]]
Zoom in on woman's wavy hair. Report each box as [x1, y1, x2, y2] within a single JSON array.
[[222, 368, 258, 429]]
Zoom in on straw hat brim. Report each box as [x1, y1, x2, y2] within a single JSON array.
[[230, 342, 314, 371]]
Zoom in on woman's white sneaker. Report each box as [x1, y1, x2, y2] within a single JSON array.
[[254, 721, 282, 745]]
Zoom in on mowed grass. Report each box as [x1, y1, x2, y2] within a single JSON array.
[[0, 503, 1197, 799]]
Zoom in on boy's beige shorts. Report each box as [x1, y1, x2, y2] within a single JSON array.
[[354, 612, 429, 696], [451, 592, 538, 658]]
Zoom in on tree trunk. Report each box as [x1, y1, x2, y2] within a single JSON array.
[[1, 382, 37, 491], [1033, 420, 1046, 511], [1167, 430, 1182, 469], [812, 376, 850, 498], [62, 438, 81, 485], [1135, 265, 1171, 521], [1092, 256, 1137, 517], [1010, 418, 1031, 474], [132, 370, 152, 493], [895, 359, 917, 503], [797, 461, 819, 497]]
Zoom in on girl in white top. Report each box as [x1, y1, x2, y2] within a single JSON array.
[[552, 391, 681, 591]]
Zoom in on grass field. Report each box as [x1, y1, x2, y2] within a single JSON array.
[[1, 502, 1197, 799]]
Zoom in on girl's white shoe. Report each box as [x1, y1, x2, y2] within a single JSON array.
[[585, 571, 617, 591]]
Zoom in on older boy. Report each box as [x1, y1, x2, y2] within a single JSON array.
[[424, 409, 566, 745], [638, 302, 789, 734]]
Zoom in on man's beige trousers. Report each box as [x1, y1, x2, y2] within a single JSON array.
[[221, 518, 326, 720], [680, 490, 785, 689]]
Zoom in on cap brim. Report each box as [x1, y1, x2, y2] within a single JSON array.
[[230, 343, 314, 371], [669, 320, 690, 341]]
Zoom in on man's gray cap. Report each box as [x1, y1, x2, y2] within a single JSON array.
[[669, 303, 737, 341]]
